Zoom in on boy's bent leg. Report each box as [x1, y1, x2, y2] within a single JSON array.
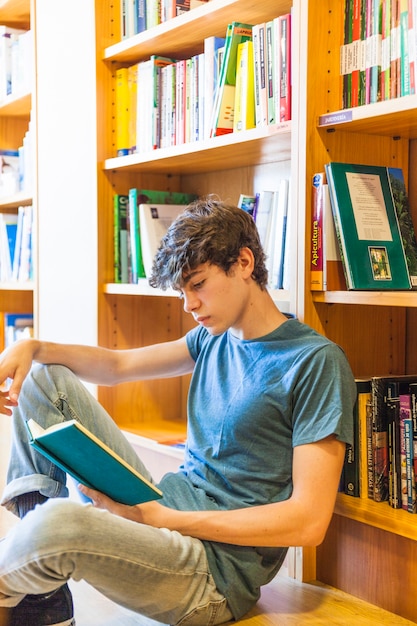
[[2, 364, 155, 515], [0, 500, 233, 626]]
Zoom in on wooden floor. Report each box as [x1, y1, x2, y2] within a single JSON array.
[[1, 418, 415, 626]]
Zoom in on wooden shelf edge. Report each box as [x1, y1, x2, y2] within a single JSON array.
[[103, 282, 291, 304], [0, 91, 31, 117], [312, 290, 417, 307], [0, 191, 32, 209], [335, 494, 417, 541], [0, 0, 30, 28], [0, 281, 34, 292], [103, 0, 292, 63], [103, 124, 292, 174], [103, 281, 178, 298], [317, 94, 417, 139]]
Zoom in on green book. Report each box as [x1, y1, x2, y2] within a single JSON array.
[[25, 419, 163, 506], [325, 162, 412, 290], [131, 189, 197, 205], [128, 187, 147, 282], [113, 193, 129, 283], [210, 22, 253, 137]]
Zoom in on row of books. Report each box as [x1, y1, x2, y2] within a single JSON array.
[[238, 180, 291, 291], [121, 0, 208, 40], [115, 16, 292, 155], [113, 185, 291, 290], [113, 189, 197, 284], [3, 312, 33, 349], [310, 162, 417, 291], [0, 205, 33, 283], [0, 26, 33, 103], [341, 376, 417, 515], [340, 0, 417, 108], [0, 122, 34, 199]]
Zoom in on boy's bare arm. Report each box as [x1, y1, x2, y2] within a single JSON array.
[[0, 337, 194, 415], [80, 435, 345, 548]]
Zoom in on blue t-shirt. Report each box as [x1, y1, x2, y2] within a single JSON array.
[[158, 318, 356, 619]]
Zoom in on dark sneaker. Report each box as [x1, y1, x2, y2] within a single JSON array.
[[10, 583, 75, 625]]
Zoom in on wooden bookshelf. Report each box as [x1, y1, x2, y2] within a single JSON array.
[[29, 0, 417, 621], [95, 0, 298, 439], [304, 1, 417, 620]]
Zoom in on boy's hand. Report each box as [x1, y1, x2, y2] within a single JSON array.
[[0, 339, 37, 414], [78, 484, 165, 526]]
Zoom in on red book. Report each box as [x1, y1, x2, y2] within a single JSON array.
[[278, 13, 291, 121]]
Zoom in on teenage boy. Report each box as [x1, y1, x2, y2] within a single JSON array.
[[0, 198, 356, 626]]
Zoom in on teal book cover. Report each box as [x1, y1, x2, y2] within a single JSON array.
[[25, 419, 163, 506], [325, 162, 411, 290]]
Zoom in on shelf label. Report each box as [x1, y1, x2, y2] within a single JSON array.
[[318, 110, 353, 126]]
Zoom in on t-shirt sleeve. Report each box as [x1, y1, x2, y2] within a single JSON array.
[[291, 343, 356, 447], [185, 324, 208, 362]]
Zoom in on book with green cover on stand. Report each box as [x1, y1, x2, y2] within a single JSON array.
[[325, 162, 412, 290], [25, 419, 163, 505]]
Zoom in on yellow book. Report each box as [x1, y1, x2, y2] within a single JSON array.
[[115, 67, 130, 156], [233, 40, 255, 132], [127, 63, 138, 153]]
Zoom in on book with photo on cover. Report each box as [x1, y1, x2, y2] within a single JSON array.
[[325, 162, 412, 290], [25, 419, 163, 505]]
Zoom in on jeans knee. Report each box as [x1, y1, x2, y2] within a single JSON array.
[[22, 499, 91, 551]]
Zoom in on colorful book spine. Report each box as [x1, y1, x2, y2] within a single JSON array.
[[115, 67, 130, 156], [128, 188, 146, 282], [310, 172, 345, 291], [400, 392, 416, 512], [203, 36, 225, 140], [278, 13, 291, 121], [113, 194, 129, 283]]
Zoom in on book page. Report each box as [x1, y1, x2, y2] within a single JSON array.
[[346, 172, 393, 241]]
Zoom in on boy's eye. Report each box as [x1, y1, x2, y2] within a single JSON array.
[[193, 280, 205, 290]]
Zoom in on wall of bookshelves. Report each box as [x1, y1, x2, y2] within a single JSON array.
[[95, 0, 301, 439], [23, 0, 417, 620], [0, 0, 33, 352], [304, 1, 417, 621]]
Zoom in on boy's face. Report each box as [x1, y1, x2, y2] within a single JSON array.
[[178, 251, 254, 337]]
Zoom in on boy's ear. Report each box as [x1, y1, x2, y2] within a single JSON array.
[[238, 247, 255, 278]]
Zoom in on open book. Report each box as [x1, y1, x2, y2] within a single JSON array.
[[25, 419, 163, 505]]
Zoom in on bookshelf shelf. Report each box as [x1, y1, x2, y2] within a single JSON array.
[[0, 191, 32, 209], [318, 95, 417, 139], [0, 281, 33, 291], [335, 494, 417, 543], [0, 284, 33, 315], [104, 124, 292, 175], [0, 92, 31, 117], [103, 282, 291, 306], [103, 0, 292, 64], [0, 0, 30, 28], [312, 291, 417, 308]]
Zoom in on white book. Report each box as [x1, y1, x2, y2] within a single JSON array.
[[139, 204, 187, 278], [270, 179, 289, 289], [254, 190, 274, 251], [0, 212, 18, 282], [0, 26, 25, 101]]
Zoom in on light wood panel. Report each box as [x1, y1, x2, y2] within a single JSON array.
[[317, 515, 417, 623]]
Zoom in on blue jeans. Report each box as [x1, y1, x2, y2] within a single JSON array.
[[0, 364, 233, 625]]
